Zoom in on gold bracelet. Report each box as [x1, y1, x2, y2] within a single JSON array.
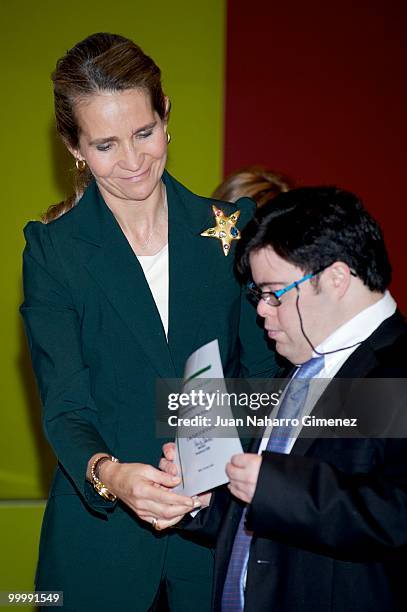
[[90, 455, 119, 502]]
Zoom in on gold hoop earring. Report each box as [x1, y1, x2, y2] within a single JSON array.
[[75, 159, 86, 172], [166, 132, 171, 144]]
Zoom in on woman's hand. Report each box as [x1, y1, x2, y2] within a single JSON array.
[[159, 442, 212, 509], [159, 442, 179, 476], [99, 459, 199, 528]]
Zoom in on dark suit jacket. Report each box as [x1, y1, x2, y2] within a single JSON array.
[[20, 171, 278, 611], [187, 311, 407, 611]]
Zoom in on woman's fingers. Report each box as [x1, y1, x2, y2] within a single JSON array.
[[162, 442, 176, 461], [139, 514, 185, 531], [159, 457, 179, 476], [142, 463, 181, 487], [150, 481, 198, 511], [196, 492, 212, 508], [157, 514, 185, 529], [130, 493, 195, 521], [109, 461, 197, 522]]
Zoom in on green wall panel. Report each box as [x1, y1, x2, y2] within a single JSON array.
[[0, 503, 45, 611]]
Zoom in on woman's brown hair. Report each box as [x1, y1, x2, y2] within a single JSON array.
[[212, 166, 293, 207], [44, 32, 168, 223]]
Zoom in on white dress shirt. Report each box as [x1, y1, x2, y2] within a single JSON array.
[[258, 290, 397, 453], [137, 243, 169, 339]]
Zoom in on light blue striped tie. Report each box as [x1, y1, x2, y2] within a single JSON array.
[[221, 356, 325, 611]]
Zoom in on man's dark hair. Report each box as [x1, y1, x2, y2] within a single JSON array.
[[236, 186, 392, 292]]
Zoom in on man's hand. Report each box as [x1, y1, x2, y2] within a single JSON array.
[[159, 442, 212, 508], [226, 453, 262, 504]]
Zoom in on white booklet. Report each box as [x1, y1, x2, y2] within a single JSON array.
[[174, 339, 243, 496]]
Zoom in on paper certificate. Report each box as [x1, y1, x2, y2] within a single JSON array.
[[174, 339, 243, 497]]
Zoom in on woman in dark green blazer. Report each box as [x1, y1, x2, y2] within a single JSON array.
[[20, 33, 278, 611]]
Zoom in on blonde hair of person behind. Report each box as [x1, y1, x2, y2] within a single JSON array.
[[212, 166, 293, 207], [43, 32, 168, 224]]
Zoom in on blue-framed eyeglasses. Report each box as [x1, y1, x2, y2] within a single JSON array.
[[247, 269, 324, 307]]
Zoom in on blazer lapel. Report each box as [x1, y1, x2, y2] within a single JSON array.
[[164, 172, 232, 376], [293, 311, 406, 456], [72, 181, 175, 378]]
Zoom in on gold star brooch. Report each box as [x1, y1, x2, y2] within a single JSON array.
[[201, 205, 241, 256]]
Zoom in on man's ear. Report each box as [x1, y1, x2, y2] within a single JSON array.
[[327, 261, 352, 298]]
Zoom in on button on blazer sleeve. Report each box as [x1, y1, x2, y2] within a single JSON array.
[[20, 221, 114, 515]]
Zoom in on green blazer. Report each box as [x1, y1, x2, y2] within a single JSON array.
[[21, 171, 278, 611]]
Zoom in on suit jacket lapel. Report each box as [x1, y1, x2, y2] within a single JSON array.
[[164, 172, 214, 376], [293, 311, 406, 456], [163, 172, 245, 377], [72, 181, 175, 378]]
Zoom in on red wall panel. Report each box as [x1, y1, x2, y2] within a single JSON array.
[[225, 0, 407, 310]]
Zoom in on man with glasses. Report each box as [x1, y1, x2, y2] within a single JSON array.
[[163, 186, 407, 611]]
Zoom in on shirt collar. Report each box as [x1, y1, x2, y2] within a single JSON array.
[[314, 290, 397, 372]]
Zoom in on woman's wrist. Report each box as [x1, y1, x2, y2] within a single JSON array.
[[86, 452, 110, 482], [98, 456, 121, 489], [88, 454, 120, 502]]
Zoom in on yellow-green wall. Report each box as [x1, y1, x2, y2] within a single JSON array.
[[1, 0, 225, 600]]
